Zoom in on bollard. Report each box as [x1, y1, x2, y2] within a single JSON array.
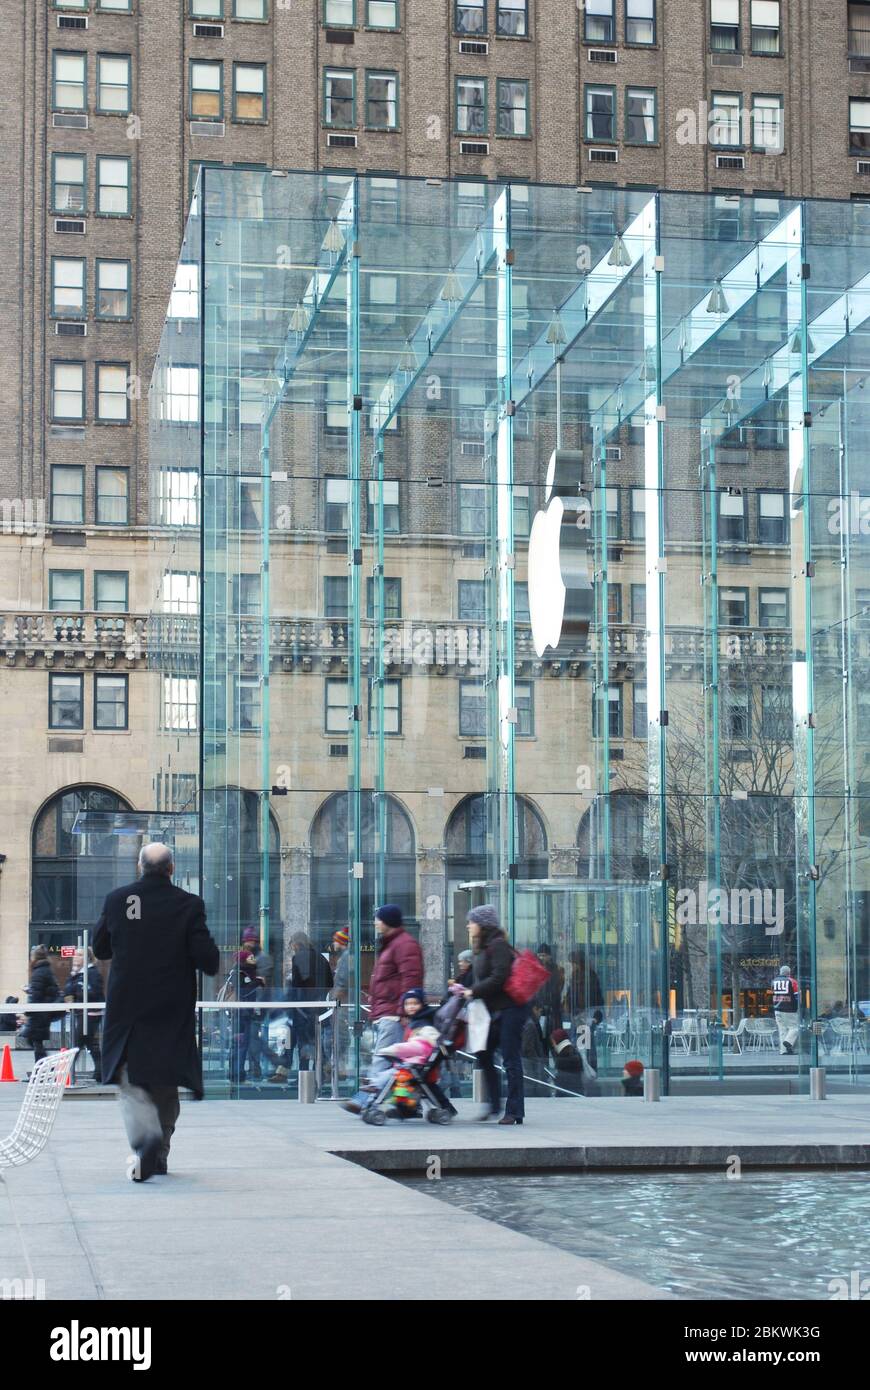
[[472, 1069, 487, 1104], [809, 1066, 826, 1101], [298, 1070, 317, 1103], [643, 1067, 661, 1102]]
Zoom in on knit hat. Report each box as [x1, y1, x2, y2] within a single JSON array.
[[332, 928, 349, 947], [402, 988, 427, 1008], [458, 949, 473, 964], [550, 1028, 570, 1045], [467, 903, 500, 930], [624, 1059, 644, 1078], [242, 927, 258, 943], [375, 903, 403, 930]]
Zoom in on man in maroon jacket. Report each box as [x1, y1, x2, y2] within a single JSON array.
[[342, 904, 423, 1114]]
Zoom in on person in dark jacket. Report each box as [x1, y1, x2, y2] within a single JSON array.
[[269, 932, 334, 1082], [549, 1028, 586, 1096], [342, 904, 423, 1114], [64, 948, 104, 1082], [21, 946, 60, 1069], [229, 929, 265, 1085], [622, 1058, 644, 1097], [465, 903, 529, 1125], [93, 841, 219, 1182]]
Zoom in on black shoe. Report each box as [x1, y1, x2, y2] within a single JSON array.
[[497, 1116, 523, 1126], [154, 1159, 168, 1176], [127, 1142, 161, 1183]]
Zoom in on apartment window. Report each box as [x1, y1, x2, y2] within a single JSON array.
[[367, 0, 398, 26], [626, 0, 655, 44], [459, 483, 486, 535], [234, 0, 268, 16], [234, 676, 260, 733], [750, 0, 780, 53], [605, 486, 620, 539], [366, 71, 398, 129], [850, 1, 870, 57], [158, 469, 198, 527], [515, 681, 534, 736], [96, 363, 129, 422], [165, 365, 199, 424], [514, 581, 530, 623], [369, 678, 402, 735], [459, 679, 486, 736], [51, 362, 84, 422], [324, 68, 355, 127], [513, 484, 530, 538], [93, 260, 130, 320], [235, 480, 262, 532], [56, 0, 88, 8], [585, 0, 614, 42], [52, 154, 86, 213], [325, 477, 350, 531], [53, 52, 87, 112], [97, 54, 131, 115], [497, 0, 526, 34], [758, 490, 786, 543], [94, 571, 128, 612], [96, 156, 131, 215], [324, 576, 349, 618], [95, 467, 129, 525], [367, 480, 400, 532], [324, 0, 354, 21], [366, 577, 401, 619], [163, 676, 198, 732], [325, 379, 347, 430], [710, 0, 739, 51], [162, 572, 199, 615], [752, 94, 783, 153], [98, 0, 133, 8], [710, 92, 742, 147], [585, 86, 616, 142], [630, 488, 646, 540], [761, 684, 789, 739], [631, 583, 646, 626], [233, 64, 266, 120], [724, 686, 750, 739], [51, 258, 85, 318], [368, 273, 399, 325], [191, 60, 223, 119], [459, 580, 486, 621], [51, 466, 84, 524], [191, 0, 223, 14], [632, 682, 648, 738], [49, 674, 83, 731], [455, 1, 485, 34], [759, 587, 788, 627], [593, 685, 623, 739], [850, 99, 870, 154], [626, 87, 656, 144], [718, 587, 749, 627], [608, 584, 622, 623], [456, 77, 487, 134], [497, 79, 529, 136], [170, 263, 199, 319], [719, 489, 747, 541], [49, 571, 83, 612], [95, 674, 128, 730], [325, 678, 349, 733]]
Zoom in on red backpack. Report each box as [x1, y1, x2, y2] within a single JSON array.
[[505, 949, 550, 1005]]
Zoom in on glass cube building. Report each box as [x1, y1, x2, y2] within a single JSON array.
[[148, 170, 870, 1092]]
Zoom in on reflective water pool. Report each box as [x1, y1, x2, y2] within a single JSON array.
[[397, 1171, 870, 1300]]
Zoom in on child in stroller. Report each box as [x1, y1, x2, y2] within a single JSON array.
[[361, 989, 466, 1127]]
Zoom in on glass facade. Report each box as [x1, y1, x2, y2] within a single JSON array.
[[148, 170, 870, 1093]]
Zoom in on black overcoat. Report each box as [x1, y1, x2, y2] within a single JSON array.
[[93, 874, 219, 1096]]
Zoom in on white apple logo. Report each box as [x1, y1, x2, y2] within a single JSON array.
[[528, 495, 566, 657]]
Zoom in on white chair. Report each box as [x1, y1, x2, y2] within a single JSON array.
[[747, 1018, 778, 1052], [669, 1018, 692, 1054], [722, 1016, 749, 1053], [0, 1048, 78, 1172]]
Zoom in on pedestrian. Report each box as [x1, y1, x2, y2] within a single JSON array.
[[549, 1028, 586, 1096], [533, 942, 564, 1036], [229, 929, 264, 1084], [342, 904, 422, 1114], [93, 842, 219, 1183], [245, 926, 274, 1080], [64, 948, 104, 1082], [21, 945, 60, 1072], [268, 932, 333, 1082], [464, 903, 529, 1126], [771, 963, 800, 1054], [621, 1059, 644, 1096]]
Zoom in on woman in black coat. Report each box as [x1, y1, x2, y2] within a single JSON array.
[[64, 948, 105, 1081], [23, 946, 60, 1065], [465, 904, 530, 1125]]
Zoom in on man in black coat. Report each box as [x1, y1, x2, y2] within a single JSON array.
[[94, 842, 219, 1182]]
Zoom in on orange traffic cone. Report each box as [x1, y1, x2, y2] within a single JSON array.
[[0, 1045, 15, 1083], [64, 1048, 73, 1086]]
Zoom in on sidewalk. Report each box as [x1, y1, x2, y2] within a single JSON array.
[[0, 1091, 867, 1301]]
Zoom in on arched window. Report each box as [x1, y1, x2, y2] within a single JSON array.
[[577, 790, 648, 880], [201, 787, 281, 956], [31, 786, 134, 934], [445, 793, 548, 887], [310, 792, 416, 942]]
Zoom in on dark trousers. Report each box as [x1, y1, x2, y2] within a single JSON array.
[[117, 1064, 180, 1165], [477, 1002, 530, 1119]]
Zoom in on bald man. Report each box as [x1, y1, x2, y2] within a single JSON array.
[[94, 843, 219, 1182]]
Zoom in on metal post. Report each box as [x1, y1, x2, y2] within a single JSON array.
[[809, 1066, 826, 1101], [644, 1067, 661, 1102], [472, 1068, 487, 1103], [298, 1069, 317, 1103], [331, 1003, 340, 1100]]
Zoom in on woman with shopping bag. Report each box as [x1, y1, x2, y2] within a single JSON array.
[[463, 904, 543, 1126]]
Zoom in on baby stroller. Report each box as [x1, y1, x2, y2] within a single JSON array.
[[362, 991, 466, 1127]]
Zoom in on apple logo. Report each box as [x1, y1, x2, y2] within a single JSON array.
[[527, 448, 593, 658]]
